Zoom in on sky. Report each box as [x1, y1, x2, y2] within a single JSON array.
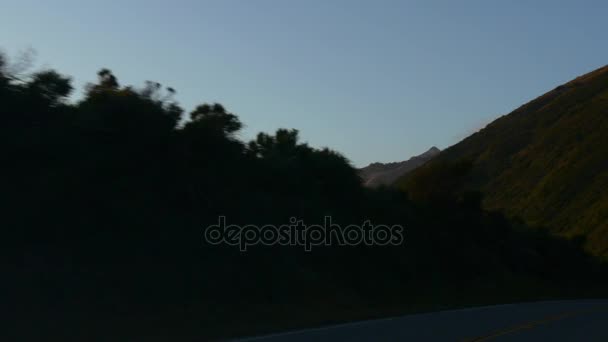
[[2, 0, 607, 167]]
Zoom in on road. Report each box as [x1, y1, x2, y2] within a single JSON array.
[[235, 299, 608, 341]]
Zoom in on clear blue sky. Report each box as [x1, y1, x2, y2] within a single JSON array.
[[2, 0, 607, 166]]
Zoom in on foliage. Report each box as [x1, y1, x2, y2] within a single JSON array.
[[3, 52, 606, 340]]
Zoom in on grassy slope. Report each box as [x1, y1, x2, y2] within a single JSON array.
[[400, 65, 608, 256]]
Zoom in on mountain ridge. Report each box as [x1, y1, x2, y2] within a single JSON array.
[[359, 146, 440, 187]]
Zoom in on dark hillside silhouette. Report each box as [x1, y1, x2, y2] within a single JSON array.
[[2, 53, 606, 340]]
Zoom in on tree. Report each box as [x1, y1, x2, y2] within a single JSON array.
[[97, 68, 119, 89], [27, 70, 73, 106], [187, 103, 242, 137]]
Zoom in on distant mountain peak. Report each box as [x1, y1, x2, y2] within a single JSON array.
[[359, 146, 441, 188], [419, 146, 441, 158]]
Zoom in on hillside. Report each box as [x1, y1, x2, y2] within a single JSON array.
[[400, 65, 608, 256], [359, 147, 440, 187]]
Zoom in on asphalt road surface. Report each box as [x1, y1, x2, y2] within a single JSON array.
[[236, 299, 608, 341]]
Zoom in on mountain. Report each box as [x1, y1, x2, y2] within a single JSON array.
[[399, 65, 608, 256], [359, 146, 440, 187]]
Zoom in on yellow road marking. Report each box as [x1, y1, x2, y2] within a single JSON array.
[[463, 307, 608, 341]]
